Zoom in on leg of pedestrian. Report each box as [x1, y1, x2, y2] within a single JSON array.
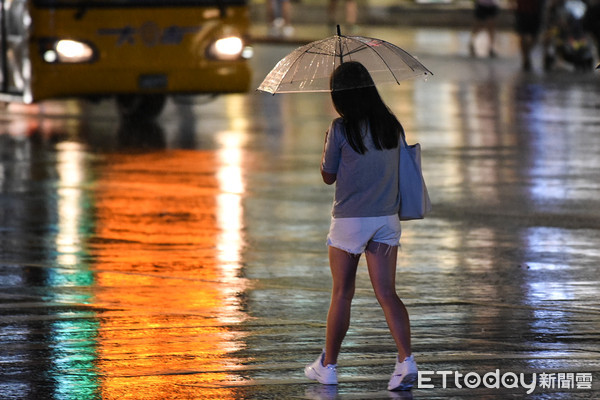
[[304, 245, 359, 384], [364, 241, 417, 391], [324, 246, 360, 366]]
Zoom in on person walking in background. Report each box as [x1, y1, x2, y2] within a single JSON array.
[[304, 61, 417, 392], [328, 0, 358, 33], [469, 0, 501, 57], [267, 0, 294, 38], [512, 0, 547, 70]]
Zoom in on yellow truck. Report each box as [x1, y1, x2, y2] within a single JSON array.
[[1, 0, 253, 117]]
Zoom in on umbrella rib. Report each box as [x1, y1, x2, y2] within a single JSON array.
[[337, 36, 373, 60], [373, 48, 404, 85], [338, 37, 403, 84], [347, 36, 431, 83], [306, 49, 337, 56], [366, 40, 424, 84], [278, 45, 332, 90], [269, 52, 307, 93], [269, 37, 333, 93], [281, 39, 340, 89], [279, 53, 308, 90]]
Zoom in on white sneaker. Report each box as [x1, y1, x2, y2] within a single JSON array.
[[282, 24, 295, 38], [304, 350, 338, 385], [387, 354, 418, 391], [268, 18, 285, 37]]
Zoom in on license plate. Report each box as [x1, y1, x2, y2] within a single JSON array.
[[139, 74, 168, 90]]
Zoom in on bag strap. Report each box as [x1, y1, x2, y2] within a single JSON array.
[[398, 125, 408, 149]]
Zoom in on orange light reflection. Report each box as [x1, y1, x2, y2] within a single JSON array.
[[91, 150, 248, 399]]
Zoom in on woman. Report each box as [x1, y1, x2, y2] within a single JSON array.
[[304, 61, 417, 391]]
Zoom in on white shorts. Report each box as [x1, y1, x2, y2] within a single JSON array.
[[327, 215, 401, 255]]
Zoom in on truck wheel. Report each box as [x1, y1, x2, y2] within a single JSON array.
[[116, 94, 166, 119]]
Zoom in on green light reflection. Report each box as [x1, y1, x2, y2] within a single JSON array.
[[49, 140, 100, 400]]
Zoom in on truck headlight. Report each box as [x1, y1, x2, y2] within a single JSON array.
[[207, 36, 244, 61], [42, 39, 96, 63]]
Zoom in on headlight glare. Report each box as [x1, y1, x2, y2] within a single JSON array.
[[41, 39, 96, 63], [208, 36, 244, 60], [56, 40, 94, 62]]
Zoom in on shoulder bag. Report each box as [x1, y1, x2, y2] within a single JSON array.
[[398, 132, 432, 220]]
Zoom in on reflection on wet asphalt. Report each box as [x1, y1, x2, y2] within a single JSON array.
[[1, 27, 600, 399]]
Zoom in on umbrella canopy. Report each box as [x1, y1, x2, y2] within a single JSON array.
[[257, 27, 433, 94]]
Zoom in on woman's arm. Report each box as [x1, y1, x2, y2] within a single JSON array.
[[321, 130, 337, 185]]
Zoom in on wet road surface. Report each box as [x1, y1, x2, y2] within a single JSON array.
[[1, 27, 600, 399]]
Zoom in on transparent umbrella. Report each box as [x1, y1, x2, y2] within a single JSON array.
[[257, 26, 433, 94]]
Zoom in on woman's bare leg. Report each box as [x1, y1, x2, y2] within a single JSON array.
[[323, 246, 360, 366], [365, 241, 411, 360]]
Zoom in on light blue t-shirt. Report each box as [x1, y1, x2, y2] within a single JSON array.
[[321, 118, 400, 218]]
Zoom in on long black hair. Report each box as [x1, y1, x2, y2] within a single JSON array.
[[330, 61, 403, 154]]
